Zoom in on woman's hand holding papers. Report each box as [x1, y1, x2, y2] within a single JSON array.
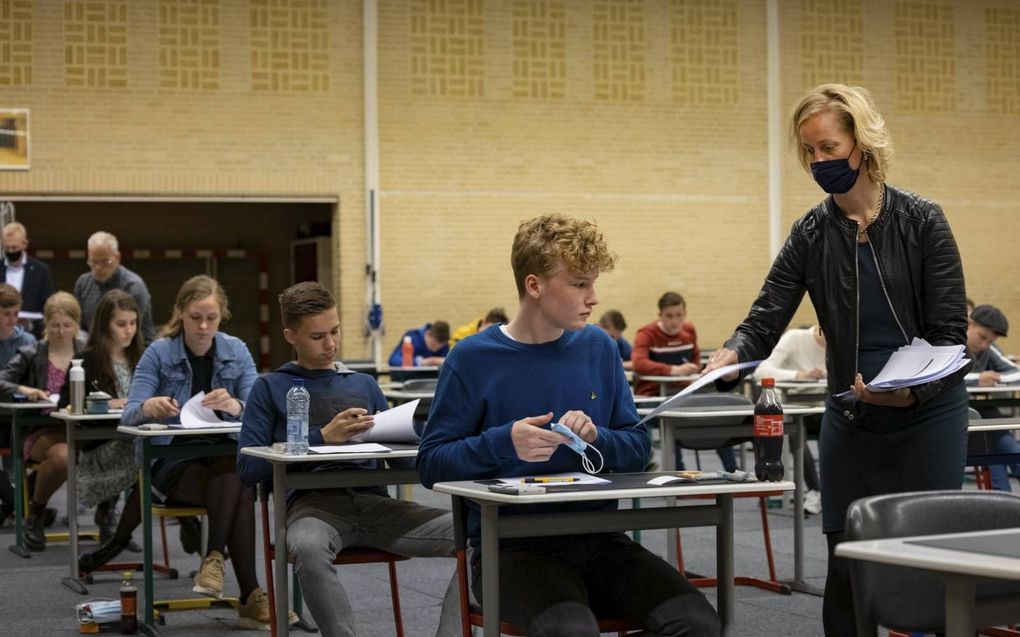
[[322, 407, 375, 444], [201, 388, 242, 417], [703, 347, 740, 380], [850, 373, 916, 407]]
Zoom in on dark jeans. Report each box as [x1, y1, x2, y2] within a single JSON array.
[[470, 533, 719, 637]]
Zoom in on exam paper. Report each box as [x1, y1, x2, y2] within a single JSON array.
[[178, 391, 231, 428], [310, 443, 392, 454], [634, 361, 762, 428], [351, 399, 421, 443]]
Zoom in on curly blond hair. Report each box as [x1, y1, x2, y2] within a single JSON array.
[[511, 214, 616, 297], [791, 83, 894, 184]]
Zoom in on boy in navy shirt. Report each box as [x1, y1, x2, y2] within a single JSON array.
[[238, 282, 458, 637], [417, 214, 719, 636]]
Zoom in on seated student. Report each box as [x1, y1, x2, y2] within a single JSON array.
[[752, 325, 826, 514], [633, 292, 736, 472], [387, 320, 451, 367], [417, 214, 720, 637], [0, 291, 83, 551], [0, 284, 37, 525], [237, 281, 459, 637], [597, 309, 632, 371], [965, 305, 1020, 491], [70, 290, 147, 558], [632, 292, 700, 396], [120, 275, 278, 629], [449, 307, 509, 348]]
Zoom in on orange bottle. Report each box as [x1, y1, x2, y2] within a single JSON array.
[[401, 336, 414, 367]]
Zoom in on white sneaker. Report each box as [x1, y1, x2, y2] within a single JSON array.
[[804, 489, 822, 515]]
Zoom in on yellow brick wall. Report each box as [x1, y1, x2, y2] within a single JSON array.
[[1, 0, 1017, 358]]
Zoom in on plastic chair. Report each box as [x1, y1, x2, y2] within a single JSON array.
[[845, 490, 1020, 637], [257, 483, 409, 637], [450, 495, 640, 637], [666, 393, 789, 594]]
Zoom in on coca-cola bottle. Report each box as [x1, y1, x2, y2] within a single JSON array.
[[753, 377, 785, 482]]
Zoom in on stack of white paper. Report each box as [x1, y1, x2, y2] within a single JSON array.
[[864, 338, 969, 392]]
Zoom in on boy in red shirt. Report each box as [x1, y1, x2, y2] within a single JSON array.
[[632, 292, 700, 397]]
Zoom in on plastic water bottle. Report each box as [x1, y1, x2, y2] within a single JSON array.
[[119, 571, 137, 634], [400, 335, 414, 367], [286, 378, 309, 455], [69, 358, 85, 414]]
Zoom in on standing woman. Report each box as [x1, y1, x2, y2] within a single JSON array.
[[704, 84, 969, 636], [121, 275, 275, 629], [0, 291, 84, 551], [68, 289, 146, 549]]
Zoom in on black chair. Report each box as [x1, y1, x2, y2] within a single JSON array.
[[666, 393, 789, 594], [845, 490, 1020, 637]]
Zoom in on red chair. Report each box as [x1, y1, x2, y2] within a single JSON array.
[[258, 484, 409, 637]]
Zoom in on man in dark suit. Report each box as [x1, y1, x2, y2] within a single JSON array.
[[2, 222, 53, 338]]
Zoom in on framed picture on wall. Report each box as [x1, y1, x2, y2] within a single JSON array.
[[0, 109, 29, 170]]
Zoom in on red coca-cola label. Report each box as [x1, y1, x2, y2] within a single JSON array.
[[753, 414, 784, 437]]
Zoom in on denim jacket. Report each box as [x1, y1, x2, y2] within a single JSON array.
[[121, 332, 257, 446]]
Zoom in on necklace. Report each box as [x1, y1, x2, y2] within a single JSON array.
[[857, 184, 885, 239]]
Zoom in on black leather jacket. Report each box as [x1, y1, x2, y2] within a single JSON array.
[[725, 184, 969, 408]]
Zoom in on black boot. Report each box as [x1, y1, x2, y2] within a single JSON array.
[[94, 496, 118, 544], [178, 516, 201, 555], [24, 501, 47, 552], [79, 535, 130, 575]]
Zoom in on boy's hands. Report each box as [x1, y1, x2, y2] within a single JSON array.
[[511, 410, 598, 461], [321, 407, 375, 444]]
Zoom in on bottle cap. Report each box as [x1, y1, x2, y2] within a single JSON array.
[[122, 571, 133, 579], [761, 377, 775, 388], [291, 377, 304, 386]]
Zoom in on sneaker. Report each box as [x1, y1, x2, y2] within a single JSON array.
[[804, 489, 822, 515], [236, 587, 299, 630], [193, 550, 225, 598], [178, 516, 201, 555]]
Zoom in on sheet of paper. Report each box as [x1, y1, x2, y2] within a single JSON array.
[[501, 472, 610, 486], [17, 311, 43, 320], [634, 360, 762, 428], [178, 391, 231, 428], [352, 399, 421, 443], [999, 370, 1020, 384], [309, 443, 392, 454]]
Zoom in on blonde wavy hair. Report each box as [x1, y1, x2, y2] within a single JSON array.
[[161, 275, 231, 338], [43, 291, 81, 341], [791, 83, 893, 184], [511, 214, 616, 297]]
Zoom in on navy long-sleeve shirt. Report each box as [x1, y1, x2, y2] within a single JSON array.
[[416, 324, 649, 545]]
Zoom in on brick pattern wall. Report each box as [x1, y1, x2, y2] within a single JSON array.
[[0, 0, 1018, 356]]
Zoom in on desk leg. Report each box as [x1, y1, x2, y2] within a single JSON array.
[[783, 417, 823, 597], [62, 419, 88, 594], [141, 441, 156, 629], [273, 464, 289, 637], [717, 493, 734, 637], [8, 411, 29, 558], [660, 420, 678, 568], [480, 503, 499, 637], [944, 575, 976, 637]]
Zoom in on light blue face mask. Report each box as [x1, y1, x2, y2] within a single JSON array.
[[551, 422, 604, 474]]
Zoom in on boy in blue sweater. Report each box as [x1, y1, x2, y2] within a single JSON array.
[[237, 282, 458, 637], [417, 214, 719, 637]]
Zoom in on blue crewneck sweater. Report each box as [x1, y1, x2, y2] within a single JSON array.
[[237, 361, 390, 501], [417, 324, 649, 545]]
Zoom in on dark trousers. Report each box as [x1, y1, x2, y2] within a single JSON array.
[[471, 533, 720, 637]]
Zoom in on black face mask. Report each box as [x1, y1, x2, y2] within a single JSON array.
[[5, 251, 23, 263], [809, 141, 861, 194]]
